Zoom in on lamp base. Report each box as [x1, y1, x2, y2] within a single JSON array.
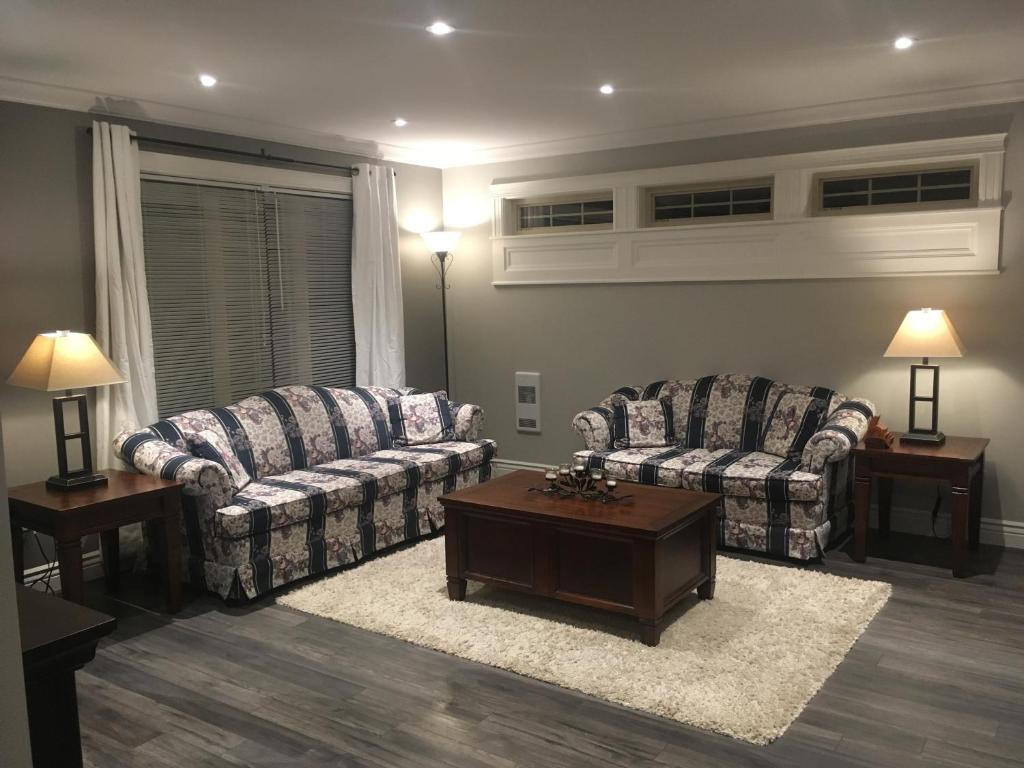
[[46, 472, 109, 491], [900, 430, 946, 446]]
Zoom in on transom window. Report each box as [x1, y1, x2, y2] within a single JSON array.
[[514, 194, 613, 233], [644, 179, 773, 226], [816, 165, 975, 214]]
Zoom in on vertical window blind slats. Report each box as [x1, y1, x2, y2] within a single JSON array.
[[141, 179, 355, 417]]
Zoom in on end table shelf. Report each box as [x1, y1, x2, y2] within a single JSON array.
[[8, 469, 185, 612], [852, 435, 988, 578]]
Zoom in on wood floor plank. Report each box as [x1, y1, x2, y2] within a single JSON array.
[[75, 537, 1024, 768]]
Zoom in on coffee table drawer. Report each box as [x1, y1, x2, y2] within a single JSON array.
[[553, 528, 634, 609], [461, 512, 535, 589]]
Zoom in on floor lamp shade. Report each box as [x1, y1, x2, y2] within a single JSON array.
[[7, 331, 126, 489], [883, 309, 964, 445]]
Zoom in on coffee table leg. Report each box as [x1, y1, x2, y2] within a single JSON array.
[[639, 618, 661, 647], [447, 577, 467, 600], [698, 578, 715, 600]]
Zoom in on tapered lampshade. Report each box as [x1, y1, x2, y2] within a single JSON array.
[[421, 230, 461, 254], [883, 309, 965, 359], [7, 331, 125, 392]]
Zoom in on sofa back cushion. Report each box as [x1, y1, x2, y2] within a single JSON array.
[[642, 374, 783, 451], [758, 390, 833, 459], [387, 391, 456, 446], [154, 385, 407, 481]]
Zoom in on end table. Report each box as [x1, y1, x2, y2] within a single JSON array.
[[852, 435, 988, 578], [8, 469, 184, 612]]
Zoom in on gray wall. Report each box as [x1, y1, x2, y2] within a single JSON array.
[[0, 417, 32, 767], [0, 100, 445, 567], [442, 103, 1024, 529]]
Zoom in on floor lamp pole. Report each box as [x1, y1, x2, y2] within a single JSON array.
[[438, 251, 451, 397]]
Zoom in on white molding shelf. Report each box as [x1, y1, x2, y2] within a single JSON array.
[[490, 135, 1006, 285]]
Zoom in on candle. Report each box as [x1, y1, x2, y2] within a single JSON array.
[[573, 464, 585, 473], [606, 478, 617, 490], [545, 471, 557, 481], [590, 470, 603, 481]]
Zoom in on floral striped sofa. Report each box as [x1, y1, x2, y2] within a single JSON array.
[[572, 374, 874, 560], [115, 385, 495, 601]]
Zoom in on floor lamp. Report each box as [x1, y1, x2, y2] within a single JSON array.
[[421, 230, 462, 397]]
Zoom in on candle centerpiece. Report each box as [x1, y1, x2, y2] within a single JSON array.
[[529, 463, 631, 504]]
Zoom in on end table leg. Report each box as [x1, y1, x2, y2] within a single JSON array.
[[55, 536, 84, 603], [100, 529, 120, 592], [853, 475, 871, 563], [447, 577, 467, 601], [161, 494, 183, 613], [969, 457, 984, 551], [10, 520, 24, 584], [952, 487, 970, 578]]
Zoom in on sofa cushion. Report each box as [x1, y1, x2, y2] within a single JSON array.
[[611, 398, 675, 448], [679, 449, 824, 502], [758, 390, 833, 459], [576, 446, 709, 488], [214, 439, 496, 539], [187, 429, 252, 493], [387, 391, 456, 446]]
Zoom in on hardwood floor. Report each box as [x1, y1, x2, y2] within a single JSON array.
[[75, 532, 1024, 767]]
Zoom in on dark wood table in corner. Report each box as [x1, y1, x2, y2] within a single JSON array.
[[852, 435, 989, 578], [440, 470, 722, 646], [19, 585, 116, 768], [8, 469, 185, 612]]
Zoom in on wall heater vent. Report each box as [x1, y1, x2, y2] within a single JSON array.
[[515, 372, 541, 433]]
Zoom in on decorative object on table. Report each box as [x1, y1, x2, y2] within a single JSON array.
[[529, 462, 632, 503], [884, 308, 965, 446], [6, 331, 125, 490], [421, 230, 462, 396], [863, 415, 896, 450]]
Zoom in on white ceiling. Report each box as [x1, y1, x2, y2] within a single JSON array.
[[2, 0, 1023, 167]]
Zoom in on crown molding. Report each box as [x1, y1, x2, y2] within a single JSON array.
[[444, 79, 1024, 168], [2, 76, 1022, 170]]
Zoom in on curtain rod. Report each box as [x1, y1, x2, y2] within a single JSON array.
[[86, 127, 360, 175]]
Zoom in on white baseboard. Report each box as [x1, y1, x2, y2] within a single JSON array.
[[19, 533, 105, 594], [490, 458, 1024, 550]]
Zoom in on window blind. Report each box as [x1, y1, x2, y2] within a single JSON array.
[[140, 179, 354, 416]]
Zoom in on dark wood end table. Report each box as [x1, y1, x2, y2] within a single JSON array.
[[852, 435, 988, 578], [8, 469, 185, 612], [19, 585, 116, 768], [440, 470, 721, 646]]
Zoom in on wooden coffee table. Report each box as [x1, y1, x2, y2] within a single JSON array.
[[440, 470, 721, 646]]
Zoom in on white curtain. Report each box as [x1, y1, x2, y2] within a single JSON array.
[[93, 121, 158, 469], [352, 163, 405, 388]]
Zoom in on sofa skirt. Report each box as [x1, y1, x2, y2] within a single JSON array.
[[179, 464, 492, 601]]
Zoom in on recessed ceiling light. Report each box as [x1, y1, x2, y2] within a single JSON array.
[[198, 73, 217, 87], [894, 36, 914, 50], [427, 21, 454, 36], [393, 118, 408, 127], [599, 84, 615, 95]]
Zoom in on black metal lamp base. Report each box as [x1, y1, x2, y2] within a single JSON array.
[[900, 430, 946, 446], [46, 472, 109, 491]]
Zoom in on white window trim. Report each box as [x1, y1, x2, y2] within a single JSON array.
[[488, 134, 1005, 284], [139, 151, 353, 197]]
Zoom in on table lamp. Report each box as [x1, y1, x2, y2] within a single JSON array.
[[7, 331, 126, 490], [884, 309, 964, 446], [420, 230, 462, 396]]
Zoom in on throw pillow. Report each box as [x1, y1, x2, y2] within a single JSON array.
[[187, 429, 252, 493], [759, 392, 831, 459], [612, 398, 676, 449], [387, 391, 456, 446]]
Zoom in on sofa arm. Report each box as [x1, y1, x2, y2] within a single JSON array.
[[449, 403, 484, 441], [572, 407, 615, 452], [114, 428, 234, 508], [800, 398, 876, 474]]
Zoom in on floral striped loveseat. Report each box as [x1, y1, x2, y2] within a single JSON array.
[[115, 385, 495, 601], [572, 374, 874, 560]]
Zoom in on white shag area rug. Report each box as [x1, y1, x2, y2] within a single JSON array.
[[277, 537, 890, 745]]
